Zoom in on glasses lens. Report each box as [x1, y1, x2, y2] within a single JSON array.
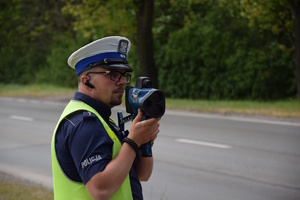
[[109, 71, 121, 82], [109, 71, 131, 83], [125, 74, 131, 83]]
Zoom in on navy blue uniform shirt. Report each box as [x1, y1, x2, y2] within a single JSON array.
[[55, 92, 143, 199]]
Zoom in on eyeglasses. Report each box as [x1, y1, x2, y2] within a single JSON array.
[[86, 71, 131, 83]]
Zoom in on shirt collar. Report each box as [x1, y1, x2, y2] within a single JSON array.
[[73, 92, 111, 120]]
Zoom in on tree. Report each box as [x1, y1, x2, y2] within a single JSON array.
[[240, 0, 300, 99], [133, 0, 157, 87], [0, 0, 74, 84], [288, 0, 300, 99], [156, 0, 295, 100], [62, 0, 158, 86], [1, 0, 296, 100]]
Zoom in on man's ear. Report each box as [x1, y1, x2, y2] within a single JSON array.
[[84, 79, 95, 89], [82, 75, 94, 89]]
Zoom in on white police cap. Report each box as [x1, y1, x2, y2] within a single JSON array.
[[68, 36, 133, 76]]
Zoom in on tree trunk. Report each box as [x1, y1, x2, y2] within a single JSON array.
[[288, 0, 300, 100], [134, 0, 158, 88]]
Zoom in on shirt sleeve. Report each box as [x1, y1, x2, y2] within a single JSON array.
[[68, 112, 114, 184]]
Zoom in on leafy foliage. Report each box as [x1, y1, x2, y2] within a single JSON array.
[[35, 33, 85, 87], [0, 0, 297, 100], [156, 0, 296, 100]]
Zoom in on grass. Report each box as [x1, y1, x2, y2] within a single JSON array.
[[0, 182, 53, 200], [0, 84, 76, 97], [0, 83, 299, 118], [166, 98, 300, 118]]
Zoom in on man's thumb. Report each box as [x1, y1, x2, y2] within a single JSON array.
[[132, 109, 143, 124]]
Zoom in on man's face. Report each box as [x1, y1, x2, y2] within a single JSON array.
[[86, 67, 128, 108]]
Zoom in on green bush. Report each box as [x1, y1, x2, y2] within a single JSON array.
[[35, 33, 86, 87], [157, 3, 295, 100]]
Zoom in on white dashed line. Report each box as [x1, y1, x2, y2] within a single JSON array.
[[10, 115, 34, 121], [176, 138, 232, 149]]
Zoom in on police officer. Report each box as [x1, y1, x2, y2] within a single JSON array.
[[51, 36, 161, 200]]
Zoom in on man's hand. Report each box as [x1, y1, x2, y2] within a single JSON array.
[[128, 109, 161, 147]]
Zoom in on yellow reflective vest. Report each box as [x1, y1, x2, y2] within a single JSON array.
[[51, 100, 133, 200]]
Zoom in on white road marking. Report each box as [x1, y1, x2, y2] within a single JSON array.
[[166, 110, 300, 127], [176, 138, 232, 149], [16, 98, 27, 102], [29, 100, 41, 104], [1, 97, 299, 127], [10, 115, 34, 121], [43, 101, 66, 106]]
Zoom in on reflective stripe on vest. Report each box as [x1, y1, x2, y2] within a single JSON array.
[[51, 100, 133, 200]]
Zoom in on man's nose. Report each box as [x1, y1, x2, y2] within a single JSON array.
[[117, 75, 127, 85]]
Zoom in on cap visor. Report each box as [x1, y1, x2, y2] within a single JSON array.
[[103, 64, 133, 72]]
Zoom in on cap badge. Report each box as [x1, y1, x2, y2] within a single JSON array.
[[118, 40, 128, 55]]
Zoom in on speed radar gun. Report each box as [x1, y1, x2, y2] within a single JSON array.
[[118, 77, 165, 157]]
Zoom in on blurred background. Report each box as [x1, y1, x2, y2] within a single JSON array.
[[1, 0, 299, 101], [1, 1, 300, 200]]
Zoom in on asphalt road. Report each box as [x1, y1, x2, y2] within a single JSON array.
[[0, 97, 300, 200]]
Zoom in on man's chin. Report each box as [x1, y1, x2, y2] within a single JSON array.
[[110, 101, 122, 108], [110, 97, 123, 107]]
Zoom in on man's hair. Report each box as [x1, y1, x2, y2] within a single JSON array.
[[77, 65, 103, 84], [78, 73, 83, 84]]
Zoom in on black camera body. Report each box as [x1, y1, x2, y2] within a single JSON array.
[[125, 77, 165, 119], [118, 77, 165, 157]]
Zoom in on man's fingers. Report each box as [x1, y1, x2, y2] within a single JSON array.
[[132, 109, 143, 124]]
